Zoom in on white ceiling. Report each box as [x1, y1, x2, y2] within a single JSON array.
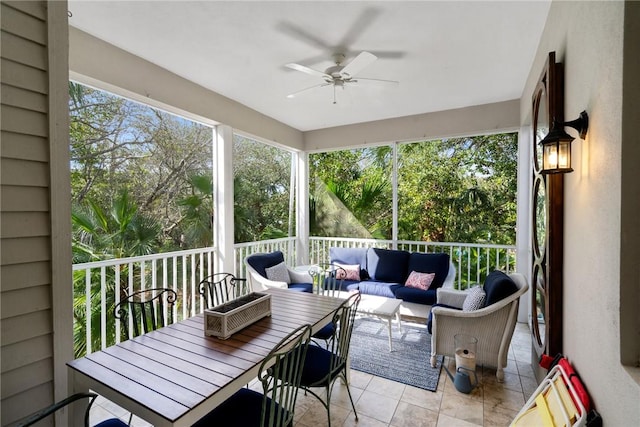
[[68, 1, 550, 132]]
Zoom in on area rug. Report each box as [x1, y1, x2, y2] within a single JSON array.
[[349, 317, 443, 391]]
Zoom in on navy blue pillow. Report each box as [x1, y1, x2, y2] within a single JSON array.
[[483, 270, 518, 306], [367, 248, 410, 283], [407, 252, 450, 289], [246, 251, 285, 278]]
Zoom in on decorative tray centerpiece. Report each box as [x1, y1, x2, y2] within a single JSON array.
[[204, 292, 271, 339]]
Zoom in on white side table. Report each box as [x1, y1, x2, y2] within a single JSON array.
[[356, 293, 403, 351]]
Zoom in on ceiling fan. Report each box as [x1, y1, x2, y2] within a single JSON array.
[[285, 51, 398, 104]]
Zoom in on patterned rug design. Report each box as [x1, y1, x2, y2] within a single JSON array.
[[349, 317, 443, 391]]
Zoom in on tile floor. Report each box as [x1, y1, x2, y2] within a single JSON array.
[[91, 321, 537, 427]]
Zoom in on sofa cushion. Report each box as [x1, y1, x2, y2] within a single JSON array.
[[462, 286, 486, 311], [394, 286, 437, 305], [407, 252, 450, 289], [340, 280, 361, 292], [246, 251, 285, 278], [357, 280, 400, 299], [405, 271, 435, 290], [330, 247, 369, 279], [367, 248, 410, 283], [483, 270, 518, 306]]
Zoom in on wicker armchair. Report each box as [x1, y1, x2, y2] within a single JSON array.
[[429, 272, 528, 381], [245, 251, 313, 293]]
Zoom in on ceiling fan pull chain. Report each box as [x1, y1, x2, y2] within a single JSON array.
[[333, 85, 337, 104]]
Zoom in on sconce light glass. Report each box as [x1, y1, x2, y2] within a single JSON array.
[[540, 111, 589, 174]]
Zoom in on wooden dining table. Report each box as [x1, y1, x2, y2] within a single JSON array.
[[67, 287, 344, 426]]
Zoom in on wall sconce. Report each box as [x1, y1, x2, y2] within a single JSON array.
[[540, 111, 589, 174]]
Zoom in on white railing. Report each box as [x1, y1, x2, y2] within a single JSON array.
[[308, 236, 516, 290], [72, 247, 215, 356], [73, 237, 516, 356]]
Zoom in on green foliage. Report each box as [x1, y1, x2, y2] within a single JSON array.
[[69, 82, 213, 250], [177, 174, 214, 248], [233, 135, 293, 243], [310, 147, 392, 239], [310, 134, 517, 245]]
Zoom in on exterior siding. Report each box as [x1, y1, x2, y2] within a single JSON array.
[[0, 1, 62, 425]]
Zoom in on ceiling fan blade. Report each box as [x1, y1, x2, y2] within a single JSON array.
[[340, 51, 377, 78], [285, 63, 332, 80], [277, 22, 332, 51], [354, 77, 399, 85], [287, 83, 331, 98]]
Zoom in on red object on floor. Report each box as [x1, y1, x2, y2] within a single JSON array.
[[557, 358, 592, 413], [539, 353, 592, 414]]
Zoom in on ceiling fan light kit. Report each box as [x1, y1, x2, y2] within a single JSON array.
[[285, 51, 398, 103]]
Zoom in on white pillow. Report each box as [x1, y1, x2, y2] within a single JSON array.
[[463, 286, 486, 311], [265, 262, 290, 284]]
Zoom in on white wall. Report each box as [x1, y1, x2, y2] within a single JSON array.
[[304, 100, 520, 150], [520, 1, 640, 424]]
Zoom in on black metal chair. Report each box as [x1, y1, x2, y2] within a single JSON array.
[[198, 273, 247, 309], [310, 263, 346, 298], [113, 287, 177, 339], [112, 288, 178, 425], [298, 291, 362, 427], [16, 392, 127, 427], [192, 323, 313, 427], [309, 264, 346, 347]]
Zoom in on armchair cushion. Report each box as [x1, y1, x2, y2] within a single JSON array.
[[265, 262, 291, 283], [483, 270, 518, 306], [246, 251, 285, 278], [426, 303, 459, 334], [462, 286, 486, 311], [288, 282, 313, 292]]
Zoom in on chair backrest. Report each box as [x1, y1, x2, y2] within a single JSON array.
[[199, 273, 247, 309], [259, 323, 312, 427], [246, 251, 286, 278], [16, 392, 98, 427], [309, 263, 345, 298], [325, 292, 361, 378], [114, 288, 177, 338]]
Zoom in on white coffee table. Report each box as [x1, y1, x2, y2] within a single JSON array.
[[356, 293, 403, 351]]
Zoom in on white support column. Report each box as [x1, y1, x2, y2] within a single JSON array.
[[516, 125, 532, 324], [214, 125, 236, 274], [392, 142, 399, 248], [296, 151, 310, 265]]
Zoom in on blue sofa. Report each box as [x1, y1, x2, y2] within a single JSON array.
[[329, 247, 455, 306]]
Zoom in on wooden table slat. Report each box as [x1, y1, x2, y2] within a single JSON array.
[[103, 345, 217, 396], [157, 325, 275, 364], [68, 358, 189, 421], [118, 340, 230, 387], [68, 288, 344, 426], [86, 351, 204, 407]]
